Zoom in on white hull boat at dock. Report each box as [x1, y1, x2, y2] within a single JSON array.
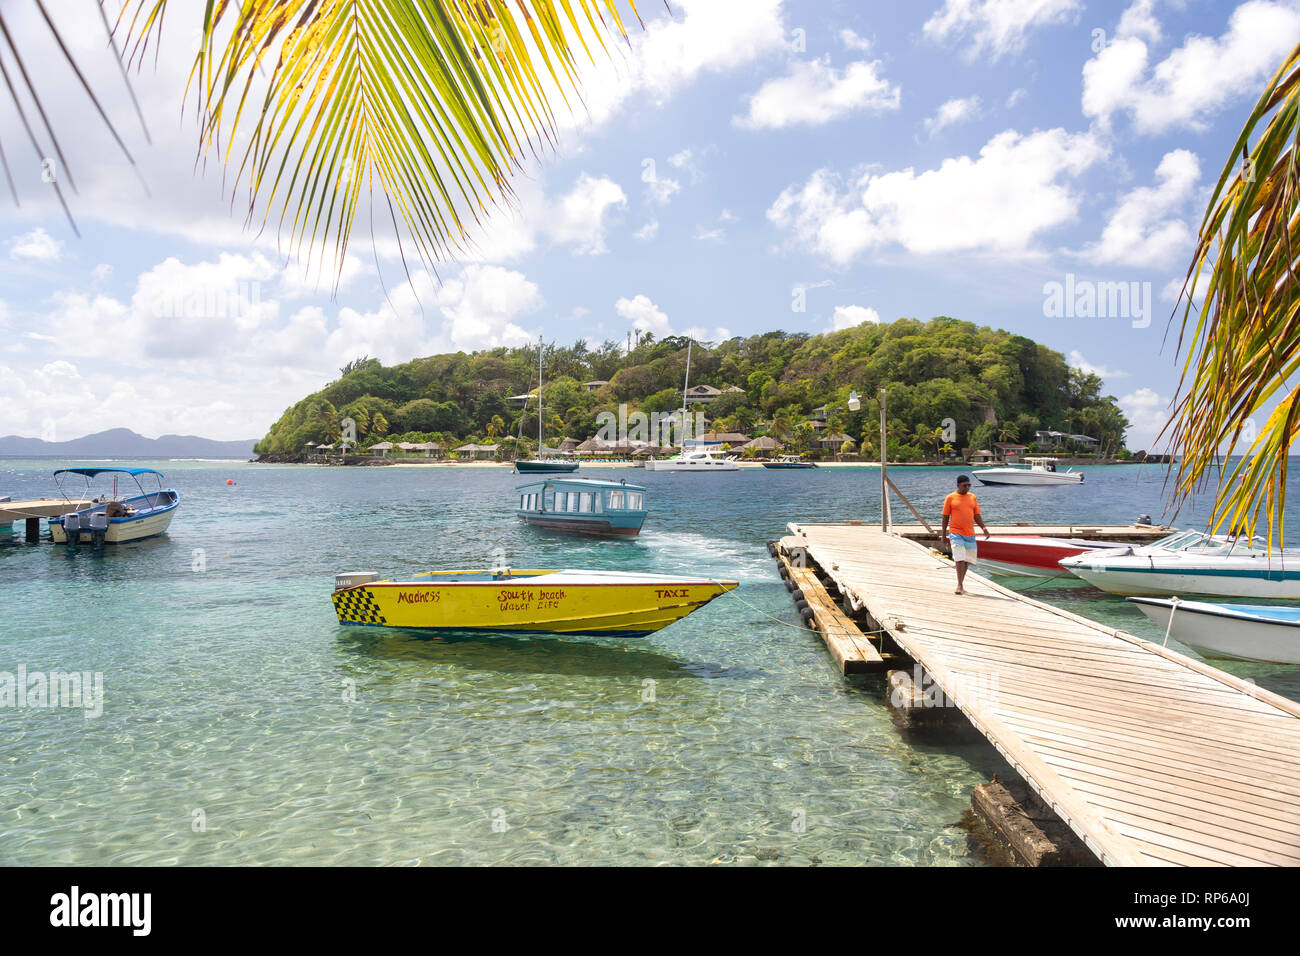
[[1128, 597, 1300, 664], [1058, 529, 1300, 599]]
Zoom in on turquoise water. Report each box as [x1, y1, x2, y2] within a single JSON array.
[[2, 459, 1298, 866]]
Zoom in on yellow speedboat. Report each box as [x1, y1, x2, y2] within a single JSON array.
[[332, 568, 737, 636]]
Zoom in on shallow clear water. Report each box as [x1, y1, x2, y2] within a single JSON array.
[[2, 459, 1297, 865]]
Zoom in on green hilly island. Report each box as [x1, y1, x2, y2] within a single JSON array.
[[254, 317, 1131, 461]]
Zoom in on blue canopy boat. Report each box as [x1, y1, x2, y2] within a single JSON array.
[[1128, 597, 1300, 664], [516, 477, 646, 537], [48, 467, 180, 546]]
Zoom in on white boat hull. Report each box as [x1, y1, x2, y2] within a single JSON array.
[[643, 458, 739, 472], [972, 471, 1083, 485], [51, 506, 177, 543], [1130, 600, 1300, 664], [1060, 563, 1300, 599]]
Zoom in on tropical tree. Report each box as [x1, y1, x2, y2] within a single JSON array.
[[7, 1, 641, 276], [1164, 41, 1300, 543]]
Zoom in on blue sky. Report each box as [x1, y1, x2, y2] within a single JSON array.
[[2, 0, 1296, 447]]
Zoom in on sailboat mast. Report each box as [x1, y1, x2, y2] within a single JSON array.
[[680, 337, 692, 448], [537, 334, 544, 453]]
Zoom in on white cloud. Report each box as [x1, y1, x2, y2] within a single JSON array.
[[90, 263, 112, 283], [1081, 149, 1199, 267], [632, 0, 788, 101], [634, 219, 660, 240], [666, 147, 707, 184], [1006, 88, 1028, 108], [1083, 1, 1300, 134], [1068, 350, 1128, 379], [831, 305, 881, 330], [325, 265, 542, 366], [641, 160, 681, 205], [1120, 386, 1171, 450], [768, 128, 1107, 264], [924, 0, 1082, 60], [616, 294, 671, 338], [735, 56, 900, 129], [548, 174, 627, 255], [9, 227, 63, 261], [1116, 0, 1162, 43], [839, 29, 874, 52], [693, 209, 737, 243], [924, 96, 982, 136], [455, 173, 627, 261], [681, 325, 733, 343]]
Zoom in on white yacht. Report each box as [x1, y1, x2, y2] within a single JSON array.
[[643, 337, 740, 473], [643, 447, 739, 472], [972, 456, 1083, 486]]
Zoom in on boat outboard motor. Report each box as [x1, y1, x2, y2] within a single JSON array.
[[1136, 514, 1152, 525], [334, 571, 379, 591], [61, 512, 81, 546], [88, 512, 109, 548]]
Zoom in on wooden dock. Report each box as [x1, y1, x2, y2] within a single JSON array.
[[782, 522, 1300, 867], [2, 498, 92, 542]]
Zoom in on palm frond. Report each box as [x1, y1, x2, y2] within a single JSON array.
[[122, 0, 640, 284], [1164, 41, 1300, 546], [1, 1, 154, 230]]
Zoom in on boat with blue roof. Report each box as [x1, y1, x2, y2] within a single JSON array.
[[47, 467, 180, 545], [515, 476, 646, 536]]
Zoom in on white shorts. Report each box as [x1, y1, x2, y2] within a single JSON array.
[[949, 534, 978, 564]]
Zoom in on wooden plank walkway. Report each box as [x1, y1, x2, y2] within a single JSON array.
[[773, 542, 887, 673], [1, 498, 93, 521], [788, 522, 1300, 867]]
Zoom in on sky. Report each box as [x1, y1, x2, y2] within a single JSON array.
[[2, 0, 1296, 449]]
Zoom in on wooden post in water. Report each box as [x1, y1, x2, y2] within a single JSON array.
[[879, 387, 890, 531]]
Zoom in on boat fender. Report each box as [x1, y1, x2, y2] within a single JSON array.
[[785, 578, 798, 592], [791, 589, 804, 602], [795, 599, 809, 612], [800, 606, 815, 623]]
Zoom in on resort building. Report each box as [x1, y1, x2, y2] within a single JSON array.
[[683, 384, 722, 403]]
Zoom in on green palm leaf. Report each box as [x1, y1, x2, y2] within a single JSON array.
[[1165, 41, 1300, 546], [118, 0, 640, 282]]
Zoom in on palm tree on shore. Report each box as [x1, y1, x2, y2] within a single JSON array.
[[1165, 41, 1300, 543]]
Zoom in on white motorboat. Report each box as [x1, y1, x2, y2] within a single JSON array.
[[1058, 529, 1300, 599], [972, 457, 1083, 486], [47, 467, 180, 545], [1128, 597, 1300, 664], [643, 447, 739, 472]]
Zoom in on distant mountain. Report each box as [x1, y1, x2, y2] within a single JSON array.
[[0, 428, 257, 458]]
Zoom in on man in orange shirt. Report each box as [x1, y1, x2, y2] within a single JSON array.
[[941, 474, 990, 595]]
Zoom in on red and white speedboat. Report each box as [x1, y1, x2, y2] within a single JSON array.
[[976, 535, 1128, 578]]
